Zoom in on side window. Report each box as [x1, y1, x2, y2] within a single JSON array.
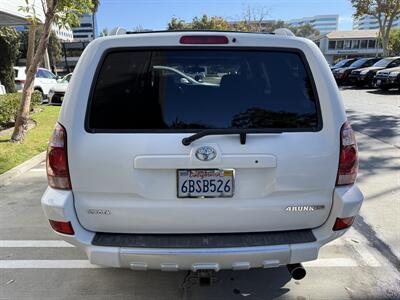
[[364, 60, 373, 67], [43, 70, 56, 79], [389, 59, 400, 68], [36, 70, 45, 78]]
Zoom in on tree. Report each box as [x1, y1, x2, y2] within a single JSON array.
[[0, 27, 20, 93], [19, 28, 62, 68], [291, 23, 320, 39], [239, 4, 270, 32], [168, 15, 230, 31], [351, 0, 400, 56], [167, 17, 189, 30], [48, 30, 62, 67], [388, 28, 400, 55], [11, 0, 98, 142], [191, 15, 230, 30]]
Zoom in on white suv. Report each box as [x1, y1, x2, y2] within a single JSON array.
[[41, 31, 363, 279], [14, 66, 57, 100]]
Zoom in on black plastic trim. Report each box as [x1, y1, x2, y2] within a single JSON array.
[[92, 229, 316, 248]]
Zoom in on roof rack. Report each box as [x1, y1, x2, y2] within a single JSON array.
[[125, 29, 275, 35]]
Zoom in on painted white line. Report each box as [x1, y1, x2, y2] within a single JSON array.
[[304, 258, 359, 267], [0, 260, 100, 269], [0, 240, 74, 248], [30, 168, 46, 172], [347, 239, 382, 267]]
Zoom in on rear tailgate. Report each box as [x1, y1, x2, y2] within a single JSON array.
[[62, 33, 344, 234]]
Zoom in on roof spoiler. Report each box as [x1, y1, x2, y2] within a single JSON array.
[[273, 28, 295, 37]]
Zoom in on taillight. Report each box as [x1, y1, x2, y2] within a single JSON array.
[[46, 123, 71, 190], [15, 80, 26, 84], [180, 35, 229, 44], [333, 216, 355, 231], [49, 220, 74, 235], [336, 121, 358, 186]]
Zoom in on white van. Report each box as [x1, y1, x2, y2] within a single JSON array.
[[41, 31, 363, 279]]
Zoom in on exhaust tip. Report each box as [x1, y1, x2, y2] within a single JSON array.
[[287, 263, 306, 280]]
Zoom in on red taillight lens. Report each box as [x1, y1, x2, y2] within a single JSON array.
[[49, 220, 74, 235], [15, 80, 26, 84], [180, 35, 229, 44], [333, 216, 355, 231], [336, 121, 358, 186], [46, 123, 71, 190]]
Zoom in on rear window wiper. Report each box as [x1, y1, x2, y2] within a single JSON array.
[[181, 129, 282, 146]]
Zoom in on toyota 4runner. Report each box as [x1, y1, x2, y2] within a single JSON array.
[[41, 31, 363, 279]]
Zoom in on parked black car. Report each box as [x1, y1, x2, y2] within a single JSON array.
[[332, 57, 381, 85], [374, 66, 400, 90], [330, 58, 359, 71], [348, 57, 400, 87]]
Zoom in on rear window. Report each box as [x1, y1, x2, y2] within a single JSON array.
[[87, 49, 320, 132]]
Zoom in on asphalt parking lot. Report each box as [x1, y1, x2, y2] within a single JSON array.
[[0, 88, 399, 300]]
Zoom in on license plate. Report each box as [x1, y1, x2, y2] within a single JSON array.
[[376, 79, 381, 85], [177, 169, 234, 198]]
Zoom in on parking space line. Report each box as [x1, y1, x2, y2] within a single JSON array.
[[0, 260, 100, 269], [304, 258, 359, 267], [30, 168, 46, 172], [347, 239, 382, 267], [0, 240, 74, 247]]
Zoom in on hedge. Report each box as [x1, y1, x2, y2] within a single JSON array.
[[0, 91, 42, 127]]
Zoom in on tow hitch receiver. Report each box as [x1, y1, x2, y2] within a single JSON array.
[[197, 269, 218, 286], [181, 270, 218, 290]]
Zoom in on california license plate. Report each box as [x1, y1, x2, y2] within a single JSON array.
[[177, 169, 234, 198]]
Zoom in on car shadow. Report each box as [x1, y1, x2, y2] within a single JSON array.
[[78, 267, 292, 300], [346, 109, 399, 147], [366, 89, 400, 95], [339, 85, 370, 90], [183, 268, 291, 300]]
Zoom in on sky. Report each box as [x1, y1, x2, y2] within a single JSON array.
[[96, 0, 356, 32]]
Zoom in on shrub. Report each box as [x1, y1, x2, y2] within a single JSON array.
[[0, 91, 41, 127], [0, 27, 20, 93]]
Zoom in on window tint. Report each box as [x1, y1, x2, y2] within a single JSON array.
[[42, 70, 56, 79], [349, 59, 367, 68], [36, 70, 45, 78], [88, 50, 320, 132], [374, 58, 394, 67], [333, 59, 352, 68], [388, 59, 400, 67]]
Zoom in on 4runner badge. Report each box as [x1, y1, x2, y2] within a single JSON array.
[[285, 205, 325, 212]]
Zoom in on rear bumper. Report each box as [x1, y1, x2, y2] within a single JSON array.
[[348, 74, 369, 85], [41, 185, 363, 270], [374, 76, 399, 89], [49, 92, 65, 104]]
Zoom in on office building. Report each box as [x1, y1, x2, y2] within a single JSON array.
[[287, 15, 339, 34], [72, 13, 97, 41], [353, 14, 400, 30], [315, 30, 383, 64]]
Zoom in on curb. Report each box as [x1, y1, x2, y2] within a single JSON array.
[[0, 151, 46, 188]]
